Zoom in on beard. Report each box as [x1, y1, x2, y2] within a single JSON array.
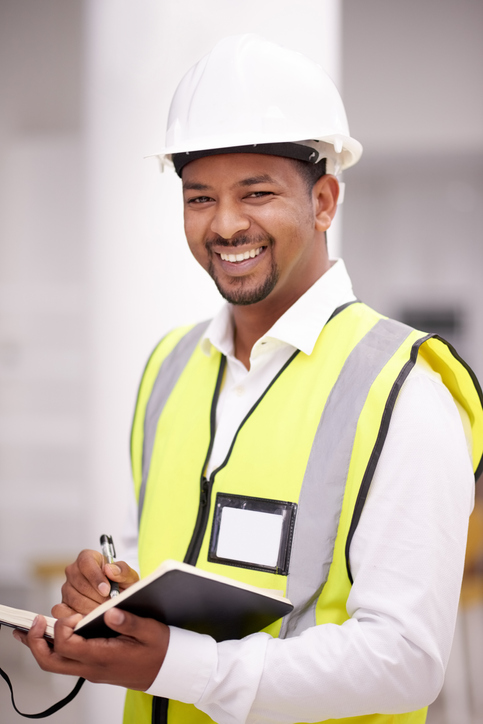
[[206, 234, 279, 306]]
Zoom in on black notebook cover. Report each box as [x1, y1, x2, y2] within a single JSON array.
[[75, 560, 293, 642]]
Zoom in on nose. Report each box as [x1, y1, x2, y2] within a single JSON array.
[[210, 199, 250, 240]]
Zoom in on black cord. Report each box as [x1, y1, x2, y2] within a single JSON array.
[[0, 664, 85, 719]]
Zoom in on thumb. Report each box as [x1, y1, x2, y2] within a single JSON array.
[[103, 607, 128, 630], [103, 608, 169, 646], [104, 561, 139, 587]]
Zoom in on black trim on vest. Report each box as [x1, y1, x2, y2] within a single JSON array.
[[0, 663, 85, 719], [152, 694, 169, 724], [344, 333, 483, 584], [184, 354, 227, 565], [442, 335, 483, 481], [327, 299, 360, 324]]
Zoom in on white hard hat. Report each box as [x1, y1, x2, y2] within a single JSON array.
[[151, 34, 362, 177]]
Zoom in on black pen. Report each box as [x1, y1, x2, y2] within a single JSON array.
[[100, 534, 120, 598]]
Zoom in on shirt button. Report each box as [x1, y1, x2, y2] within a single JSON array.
[[235, 385, 245, 397]]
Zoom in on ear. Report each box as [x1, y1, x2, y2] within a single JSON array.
[[313, 175, 339, 232]]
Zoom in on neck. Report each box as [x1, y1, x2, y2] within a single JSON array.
[[232, 264, 330, 369], [232, 305, 280, 369]]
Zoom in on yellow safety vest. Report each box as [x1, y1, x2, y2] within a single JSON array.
[[125, 302, 483, 724]]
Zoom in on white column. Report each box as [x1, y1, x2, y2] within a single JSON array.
[[83, 2, 341, 720]]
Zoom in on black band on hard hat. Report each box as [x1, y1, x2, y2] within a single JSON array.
[[172, 142, 321, 176]]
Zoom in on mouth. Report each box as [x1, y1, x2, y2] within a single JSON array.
[[218, 246, 264, 263]]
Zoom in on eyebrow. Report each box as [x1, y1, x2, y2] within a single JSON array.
[[237, 174, 276, 187], [183, 174, 278, 193], [182, 182, 211, 191]]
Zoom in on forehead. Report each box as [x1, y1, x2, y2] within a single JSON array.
[[181, 152, 302, 189]]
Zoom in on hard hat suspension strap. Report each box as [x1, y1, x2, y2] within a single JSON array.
[[172, 142, 322, 176]]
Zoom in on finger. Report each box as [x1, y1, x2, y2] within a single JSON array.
[[103, 560, 140, 589], [13, 615, 49, 651], [59, 579, 105, 615], [76, 550, 113, 599], [54, 613, 84, 639], [51, 602, 77, 618], [58, 551, 112, 614], [20, 612, 170, 689], [22, 615, 86, 676]]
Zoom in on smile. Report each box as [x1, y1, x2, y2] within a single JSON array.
[[219, 247, 264, 263]]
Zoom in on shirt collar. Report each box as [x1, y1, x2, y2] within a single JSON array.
[[200, 259, 356, 359]]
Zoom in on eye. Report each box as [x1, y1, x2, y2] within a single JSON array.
[[186, 195, 213, 204], [246, 190, 273, 199]]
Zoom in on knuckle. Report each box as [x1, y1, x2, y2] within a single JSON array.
[[64, 562, 75, 579], [79, 548, 94, 561], [61, 582, 79, 607], [78, 550, 94, 571], [51, 603, 63, 618]]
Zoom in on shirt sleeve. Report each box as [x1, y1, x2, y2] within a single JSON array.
[[146, 363, 475, 723]]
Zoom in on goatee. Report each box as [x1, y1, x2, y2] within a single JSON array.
[[206, 234, 278, 305]]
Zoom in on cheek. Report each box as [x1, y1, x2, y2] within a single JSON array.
[[258, 202, 310, 233], [184, 227, 209, 269], [186, 238, 206, 266], [184, 215, 201, 246], [261, 208, 310, 251]]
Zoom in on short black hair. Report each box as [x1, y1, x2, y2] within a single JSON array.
[[290, 157, 327, 193]]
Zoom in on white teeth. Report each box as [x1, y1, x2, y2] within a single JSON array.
[[220, 247, 263, 262]]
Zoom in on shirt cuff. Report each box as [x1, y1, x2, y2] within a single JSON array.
[[146, 626, 218, 703]]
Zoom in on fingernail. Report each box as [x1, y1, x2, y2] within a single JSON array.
[[12, 630, 22, 642], [98, 582, 110, 597], [109, 609, 125, 625], [108, 564, 121, 576]]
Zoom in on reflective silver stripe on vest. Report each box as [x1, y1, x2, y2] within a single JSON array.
[[280, 317, 413, 638], [138, 321, 210, 526]]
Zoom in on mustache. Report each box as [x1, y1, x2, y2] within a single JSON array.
[[205, 234, 272, 250]]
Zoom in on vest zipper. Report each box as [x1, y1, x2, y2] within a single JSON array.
[[184, 475, 213, 565], [184, 356, 226, 565]]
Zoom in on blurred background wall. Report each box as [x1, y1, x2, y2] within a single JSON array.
[[342, 0, 483, 384], [0, 1, 481, 723]]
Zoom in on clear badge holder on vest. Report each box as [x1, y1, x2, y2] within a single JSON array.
[[208, 492, 297, 575]]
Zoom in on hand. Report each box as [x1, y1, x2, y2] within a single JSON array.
[[52, 550, 140, 618], [13, 609, 169, 691]]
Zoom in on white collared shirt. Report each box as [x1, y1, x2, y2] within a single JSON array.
[[125, 260, 474, 723]]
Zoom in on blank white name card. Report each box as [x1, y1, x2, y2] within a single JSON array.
[[216, 507, 284, 568]]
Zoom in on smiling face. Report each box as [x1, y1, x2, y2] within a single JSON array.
[[182, 153, 337, 315]]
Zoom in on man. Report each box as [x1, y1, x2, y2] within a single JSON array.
[[15, 34, 483, 724]]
